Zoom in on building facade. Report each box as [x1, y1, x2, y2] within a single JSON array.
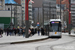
[[15, 0, 33, 27], [43, 0, 56, 19], [5, 4, 22, 27], [14, 0, 21, 4], [0, 0, 5, 10], [71, 0, 75, 27], [21, 0, 25, 26]]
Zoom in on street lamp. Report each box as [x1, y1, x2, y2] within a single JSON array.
[[69, 0, 71, 34], [60, 0, 61, 19], [25, 0, 34, 38], [65, 0, 71, 34], [42, 3, 44, 28], [10, 3, 13, 29]]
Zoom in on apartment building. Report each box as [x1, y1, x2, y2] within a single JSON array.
[[0, 0, 5, 10], [71, 0, 75, 27]]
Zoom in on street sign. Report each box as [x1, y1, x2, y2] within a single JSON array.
[[37, 24, 39, 26], [37, 22, 39, 24], [37, 22, 39, 26]]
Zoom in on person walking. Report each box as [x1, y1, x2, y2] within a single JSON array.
[[1, 28, 3, 37], [37, 28, 40, 36], [13, 28, 16, 36], [31, 28, 34, 35], [19, 27, 22, 36], [6, 28, 9, 36], [16, 28, 19, 36], [22, 28, 25, 37], [0, 28, 1, 38], [28, 28, 31, 37], [41, 28, 44, 35]]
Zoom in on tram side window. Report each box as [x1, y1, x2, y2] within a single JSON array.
[[59, 22, 61, 27], [49, 23, 53, 31], [58, 22, 61, 31]]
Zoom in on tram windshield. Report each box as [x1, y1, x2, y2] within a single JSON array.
[[50, 21, 61, 32]]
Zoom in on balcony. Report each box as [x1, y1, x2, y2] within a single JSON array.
[[72, 18, 75, 19], [71, 14, 75, 16], [71, 11, 75, 13], [28, 9, 32, 12], [71, 5, 75, 7], [71, 8, 75, 10]]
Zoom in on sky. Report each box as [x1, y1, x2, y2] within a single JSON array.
[[5, 0, 17, 4]]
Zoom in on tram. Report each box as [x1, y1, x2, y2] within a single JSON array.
[[49, 19, 62, 38]]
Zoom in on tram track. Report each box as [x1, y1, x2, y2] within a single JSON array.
[[50, 39, 75, 50], [36, 35, 75, 50]]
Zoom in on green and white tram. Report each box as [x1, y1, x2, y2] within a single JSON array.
[[49, 19, 62, 38]]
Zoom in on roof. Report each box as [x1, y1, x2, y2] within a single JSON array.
[[50, 19, 61, 22], [5, 0, 17, 4]]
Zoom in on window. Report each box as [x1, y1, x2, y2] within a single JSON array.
[[22, 7, 24, 8], [57, 12, 60, 15]]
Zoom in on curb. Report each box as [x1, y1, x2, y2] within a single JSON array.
[[0, 37, 49, 45], [10, 37, 49, 44]]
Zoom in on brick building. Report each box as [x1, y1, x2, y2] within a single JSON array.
[[14, 0, 21, 4], [56, 0, 69, 8]]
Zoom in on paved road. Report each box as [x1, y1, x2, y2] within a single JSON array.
[[37, 33, 75, 50], [0, 33, 75, 50]]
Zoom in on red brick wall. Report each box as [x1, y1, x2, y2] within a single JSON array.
[[56, 0, 69, 8], [14, 0, 21, 4]]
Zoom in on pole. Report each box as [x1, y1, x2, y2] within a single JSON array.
[[47, 11, 48, 21], [11, 4, 12, 29], [25, 0, 30, 38], [60, 0, 61, 19], [33, 8, 35, 27], [42, 3, 44, 28], [14, 7, 16, 28], [21, 5, 23, 28], [38, 8, 39, 29], [53, 14, 54, 19], [69, 0, 71, 35], [38, 8, 39, 23], [22, 10, 23, 28], [49, 2, 51, 19], [16, 4, 17, 28]]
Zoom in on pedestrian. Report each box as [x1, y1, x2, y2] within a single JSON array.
[[22, 27, 25, 37], [6, 28, 9, 36], [19, 27, 22, 36], [16, 28, 19, 36], [28, 28, 31, 37], [35, 28, 37, 34], [1, 28, 3, 37], [9, 28, 13, 36], [0, 28, 2, 38], [13, 28, 16, 36], [31, 28, 34, 35], [4, 28, 7, 35], [41, 28, 44, 35], [37, 28, 40, 36]]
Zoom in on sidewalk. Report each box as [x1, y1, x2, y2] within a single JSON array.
[[62, 32, 75, 36], [0, 33, 48, 44]]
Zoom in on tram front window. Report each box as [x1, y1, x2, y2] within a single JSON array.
[[50, 23, 61, 32]]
